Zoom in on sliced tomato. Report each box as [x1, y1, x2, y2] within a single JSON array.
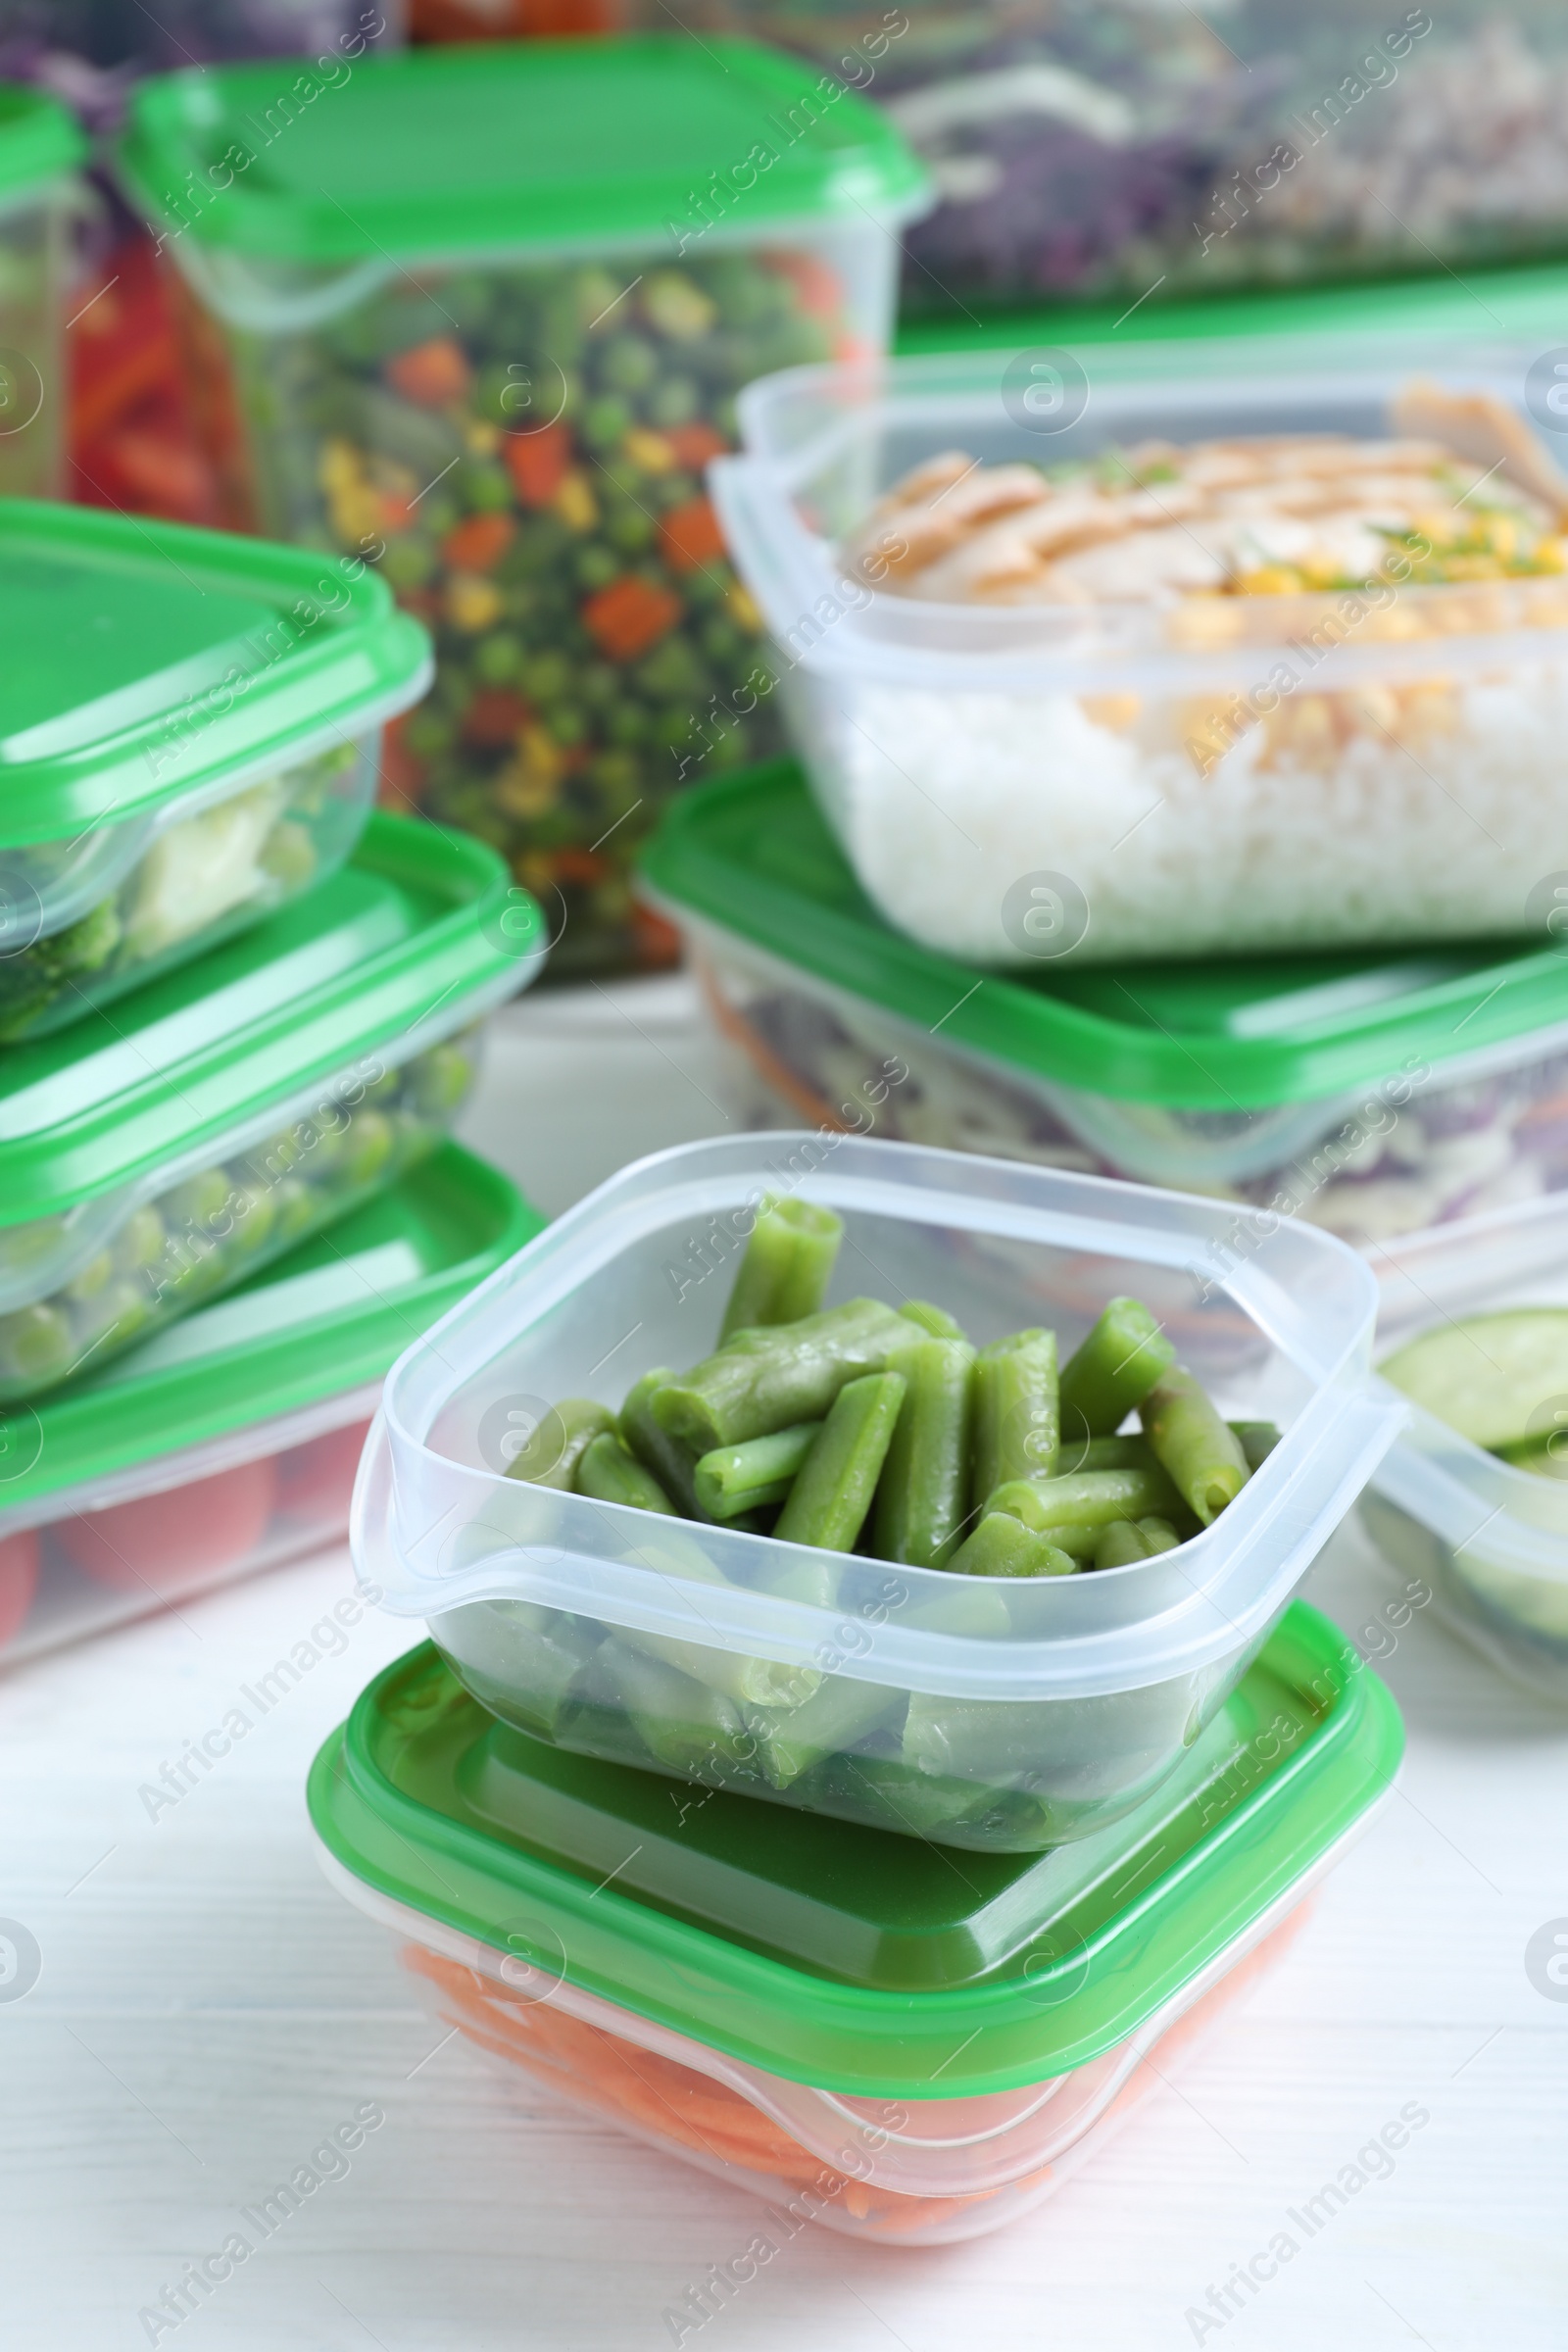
[[276, 1422, 372, 1527], [58, 1459, 279, 1597]]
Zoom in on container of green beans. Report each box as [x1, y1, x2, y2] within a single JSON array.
[[354, 1137, 1403, 1852]]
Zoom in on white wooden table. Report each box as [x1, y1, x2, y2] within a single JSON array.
[[4, 979, 1566, 2352]]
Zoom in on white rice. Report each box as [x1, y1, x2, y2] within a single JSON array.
[[807, 665, 1568, 965]]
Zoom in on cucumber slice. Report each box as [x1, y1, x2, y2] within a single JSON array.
[[1380, 1309, 1568, 1452]]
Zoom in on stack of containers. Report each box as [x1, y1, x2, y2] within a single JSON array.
[[118, 36, 930, 978], [0, 495, 547, 1660], [322, 1133, 1405, 2230]]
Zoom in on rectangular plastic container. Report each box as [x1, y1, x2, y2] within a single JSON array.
[[0, 1143, 541, 1667], [1362, 1194, 1568, 1702], [0, 83, 83, 496], [0, 500, 431, 1040], [120, 38, 929, 981], [0, 810, 542, 1405], [712, 338, 1568, 969], [310, 1604, 1401, 2243], [644, 761, 1568, 1251], [352, 1131, 1399, 1852]]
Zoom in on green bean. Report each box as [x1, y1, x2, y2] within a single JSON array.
[[619, 1369, 705, 1518], [719, 1195, 844, 1340], [694, 1421, 821, 1521], [652, 1298, 915, 1450], [873, 1337, 976, 1569], [948, 1511, 1076, 1579], [743, 1676, 903, 1789], [1141, 1366, 1250, 1526], [575, 1431, 677, 1515], [1053, 1431, 1155, 1477], [503, 1397, 612, 1488], [1058, 1298, 1176, 1443], [900, 1299, 967, 1341], [972, 1328, 1058, 1500], [988, 1463, 1183, 1537], [1094, 1514, 1182, 1569], [1229, 1419, 1282, 1471], [774, 1369, 906, 1553]]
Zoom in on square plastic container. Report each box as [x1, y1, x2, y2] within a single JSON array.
[[120, 39, 929, 982], [0, 1142, 541, 1667], [310, 1603, 1401, 2243], [712, 338, 1568, 969], [0, 500, 432, 1040], [644, 761, 1568, 1250], [0, 810, 542, 1405], [352, 1131, 1399, 1852], [0, 83, 83, 497], [1362, 1194, 1568, 1701]]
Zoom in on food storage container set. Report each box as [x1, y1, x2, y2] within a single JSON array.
[[0, 498, 547, 1658], [120, 37, 930, 979]]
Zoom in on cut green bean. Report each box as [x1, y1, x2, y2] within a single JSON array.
[[620, 1369, 706, 1518], [653, 1298, 916, 1450], [1142, 1366, 1250, 1526], [1094, 1514, 1183, 1569], [694, 1421, 821, 1521], [575, 1431, 677, 1515], [775, 1369, 906, 1553], [1053, 1431, 1155, 1477], [719, 1195, 844, 1341], [988, 1463, 1183, 1538], [1058, 1298, 1177, 1443], [502, 1397, 613, 1488], [1229, 1419, 1282, 1471], [873, 1337, 976, 1569], [900, 1299, 967, 1341], [948, 1511, 1077, 1579], [972, 1328, 1058, 1500]]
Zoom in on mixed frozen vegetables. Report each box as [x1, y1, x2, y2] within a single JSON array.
[[208, 247, 855, 977]]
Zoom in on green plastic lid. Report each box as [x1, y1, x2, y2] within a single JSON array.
[[0, 501, 430, 843], [0, 810, 539, 1228], [122, 39, 929, 265], [0, 83, 84, 202], [308, 1601, 1401, 2099], [0, 1142, 542, 1517], [641, 762, 1568, 1112]]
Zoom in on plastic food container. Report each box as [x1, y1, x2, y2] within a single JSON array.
[[649, 3, 1568, 318], [712, 339, 1568, 969], [0, 810, 541, 1405], [644, 760, 1568, 1251], [352, 1131, 1398, 1852], [121, 41, 928, 982], [311, 1600, 1400, 2242], [0, 500, 431, 1041], [1361, 1195, 1568, 1701], [0, 1143, 540, 1667], [0, 83, 83, 497]]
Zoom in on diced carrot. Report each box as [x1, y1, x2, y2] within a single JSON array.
[[378, 713, 426, 809], [504, 419, 572, 507], [443, 511, 515, 573], [548, 847, 611, 886], [659, 495, 726, 574], [763, 249, 844, 319], [664, 422, 729, 471], [581, 574, 682, 661], [461, 687, 532, 746], [385, 337, 471, 408]]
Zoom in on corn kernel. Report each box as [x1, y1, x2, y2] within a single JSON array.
[[445, 573, 503, 632], [623, 428, 676, 474], [553, 469, 599, 532]]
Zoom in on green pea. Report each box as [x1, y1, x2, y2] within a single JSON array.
[[409, 1043, 475, 1120], [272, 1179, 318, 1248], [605, 504, 654, 554], [519, 653, 572, 702], [0, 1216, 67, 1273], [113, 1205, 167, 1277], [544, 706, 586, 746], [457, 458, 512, 512], [382, 537, 437, 592], [637, 638, 704, 697], [164, 1168, 235, 1238], [340, 1109, 396, 1189], [607, 704, 650, 747], [405, 710, 456, 759], [473, 633, 523, 685], [583, 396, 632, 451], [574, 545, 619, 591], [230, 1184, 277, 1257], [65, 1250, 114, 1305], [599, 334, 659, 394], [648, 375, 699, 427]]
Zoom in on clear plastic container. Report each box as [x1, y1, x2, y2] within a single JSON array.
[[310, 1602, 1402, 2242], [121, 39, 928, 981], [712, 339, 1568, 968], [353, 1131, 1399, 1851], [0, 1144, 541, 1666], [0, 812, 542, 1403], [644, 3, 1568, 320], [643, 760, 1568, 1250], [0, 84, 82, 497], [1362, 1193, 1568, 1700], [0, 500, 431, 1040]]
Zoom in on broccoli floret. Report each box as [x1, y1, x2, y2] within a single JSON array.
[[0, 895, 122, 1041]]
